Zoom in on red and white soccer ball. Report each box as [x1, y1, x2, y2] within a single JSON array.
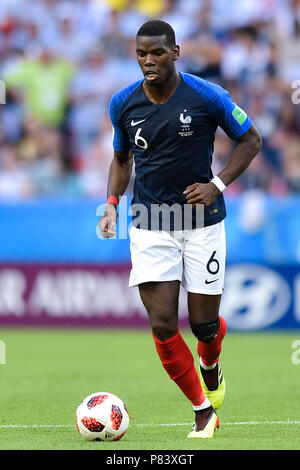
[[76, 392, 129, 441]]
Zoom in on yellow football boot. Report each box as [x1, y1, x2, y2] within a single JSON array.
[[187, 407, 220, 439], [199, 360, 226, 410]]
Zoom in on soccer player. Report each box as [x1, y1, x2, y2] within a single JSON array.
[[99, 20, 262, 438]]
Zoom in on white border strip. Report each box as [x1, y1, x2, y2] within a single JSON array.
[[141, 420, 300, 427], [0, 420, 299, 429]]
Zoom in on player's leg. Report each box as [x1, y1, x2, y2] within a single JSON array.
[[181, 221, 226, 437], [129, 226, 215, 437], [182, 220, 227, 406], [138, 280, 210, 414], [188, 293, 227, 408], [188, 293, 226, 369], [138, 280, 179, 340], [184, 293, 225, 437]]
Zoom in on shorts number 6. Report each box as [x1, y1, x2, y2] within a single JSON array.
[[206, 250, 219, 275]]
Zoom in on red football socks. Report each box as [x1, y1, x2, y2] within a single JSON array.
[[153, 329, 206, 407], [197, 316, 227, 366]]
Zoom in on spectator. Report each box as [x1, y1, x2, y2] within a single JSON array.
[[0, 141, 33, 199], [67, 47, 116, 154], [0, 0, 299, 199], [220, 26, 271, 88], [46, 1, 98, 64], [5, 47, 74, 128], [282, 137, 300, 193]]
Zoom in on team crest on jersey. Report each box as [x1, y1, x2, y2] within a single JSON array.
[[179, 110, 194, 137]]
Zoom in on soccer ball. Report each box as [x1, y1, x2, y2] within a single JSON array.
[[76, 392, 129, 441]]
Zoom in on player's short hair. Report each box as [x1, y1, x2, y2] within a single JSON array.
[[136, 20, 176, 47]]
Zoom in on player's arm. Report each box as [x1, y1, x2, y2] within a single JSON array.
[[216, 123, 262, 187], [184, 83, 262, 207], [107, 150, 133, 200], [99, 90, 133, 237], [184, 123, 262, 206], [98, 150, 133, 238]]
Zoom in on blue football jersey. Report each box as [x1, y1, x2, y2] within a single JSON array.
[[109, 72, 252, 230]]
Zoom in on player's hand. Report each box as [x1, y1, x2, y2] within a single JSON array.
[[183, 182, 220, 207], [98, 204, 118, 238]]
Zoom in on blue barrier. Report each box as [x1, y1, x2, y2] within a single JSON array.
[[0, 194, 299, 264], [0, 198, 130, 263], [224, 194, 300, 265]]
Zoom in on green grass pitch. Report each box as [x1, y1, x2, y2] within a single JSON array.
[[0, 328, 300, 450]]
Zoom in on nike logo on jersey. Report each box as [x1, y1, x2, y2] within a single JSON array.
[[131, 119, 146, 126], [205, 278, 219, 284]]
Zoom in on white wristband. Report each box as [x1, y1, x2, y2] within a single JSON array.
[[210, 176, 226, 193]]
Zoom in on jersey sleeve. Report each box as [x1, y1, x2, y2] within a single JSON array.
[[109, 91, 131, 153], [181, 73, 252, 140], [206, 84, 252, 140]]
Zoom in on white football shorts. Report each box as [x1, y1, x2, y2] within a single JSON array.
[[128, 220, 226, 295]]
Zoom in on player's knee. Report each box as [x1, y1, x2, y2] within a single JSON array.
[[146, 303, 178, 341], [152, 323, 177, 341], [189, 318, 220, 343], [151, 314, 178, 341]]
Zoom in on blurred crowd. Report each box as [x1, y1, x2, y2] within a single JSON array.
[[0, 0, 300, 200]]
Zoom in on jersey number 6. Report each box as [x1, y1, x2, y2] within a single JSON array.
[[134, 128, 148, 149]]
